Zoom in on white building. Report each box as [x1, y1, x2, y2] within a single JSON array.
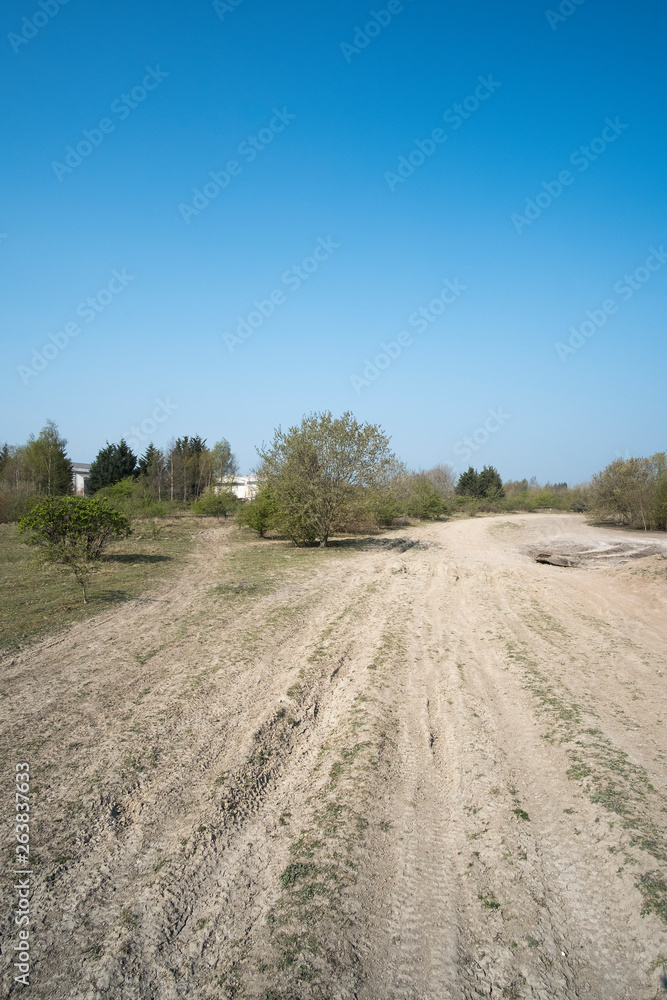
[[220, 475, 258, 501], [71, 463, 91, 496]]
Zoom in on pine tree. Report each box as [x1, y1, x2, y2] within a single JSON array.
[[478, 465, 505, 499], [455, 466, 480, 497], [86, 439, 137, 495]]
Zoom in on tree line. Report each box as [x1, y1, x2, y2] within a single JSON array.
[[2, 416, 665, 535]]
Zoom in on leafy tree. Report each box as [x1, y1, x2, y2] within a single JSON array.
[[236, 487, 278, 537], [138, 443, 166, 501], [86, 439, 137, 494], [455, 467, 480, 497], [18, 496, 131, 602], [258, 412, 395, 547], [211, 439, 239, 482], [25, 420, 72, 495], [167, 436, 209, 502], [422, 464, 456, 497], [590, 456, 660, 530], [652, 456, 667, 530]]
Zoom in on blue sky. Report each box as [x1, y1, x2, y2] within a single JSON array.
[[1, 0, 665, 483]]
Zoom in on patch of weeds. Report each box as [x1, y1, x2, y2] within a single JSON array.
[[119, 908, 138, 928], [196, 918, 207, 930], [329, 761, 344, 782], [279, 862, 317, 889], [526, 936, 540, 948], [513, 808, 530, 822], [84, 944, 102, 961], [279, 812, 292, 826], [478, 892, 500, 910], [503, 977, 526, 999], [637, 871, 667, 924], [153, 858, 168, 873]]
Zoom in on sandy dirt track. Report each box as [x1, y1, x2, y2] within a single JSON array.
[[1, 513, 666, 1000]]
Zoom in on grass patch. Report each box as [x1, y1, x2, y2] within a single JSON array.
[[119, 908, 138, 928], [213, 529, 360, 605], [0, 517, 204, 652]]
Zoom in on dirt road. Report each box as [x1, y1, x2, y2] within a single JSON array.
[[1, 513, 666, 999]]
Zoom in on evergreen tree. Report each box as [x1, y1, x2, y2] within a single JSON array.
[[24, 420, 73, 495], [455, 467, 480, 497], [138, 443, 160, 477], [86, 439, 137, 495], [0, 443, 9, 476], [478, 465, 505, 499]]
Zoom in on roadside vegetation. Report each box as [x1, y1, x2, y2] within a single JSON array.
[[1, 414, 664, 650]]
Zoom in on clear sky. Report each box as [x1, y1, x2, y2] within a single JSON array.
[[1, 0, 665, 483]]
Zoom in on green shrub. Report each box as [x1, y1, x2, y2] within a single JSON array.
[[192, 491, 238, 517], [93, 477, 174, 518], [401, 479, 449, 520], [18, 496, 131, 602], [236, 488, 278, 537]]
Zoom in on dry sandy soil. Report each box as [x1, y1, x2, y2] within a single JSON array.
[[1, 513, 666, 1000]]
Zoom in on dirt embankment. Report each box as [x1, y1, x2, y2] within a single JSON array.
[[1, 514, 666, 999]]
